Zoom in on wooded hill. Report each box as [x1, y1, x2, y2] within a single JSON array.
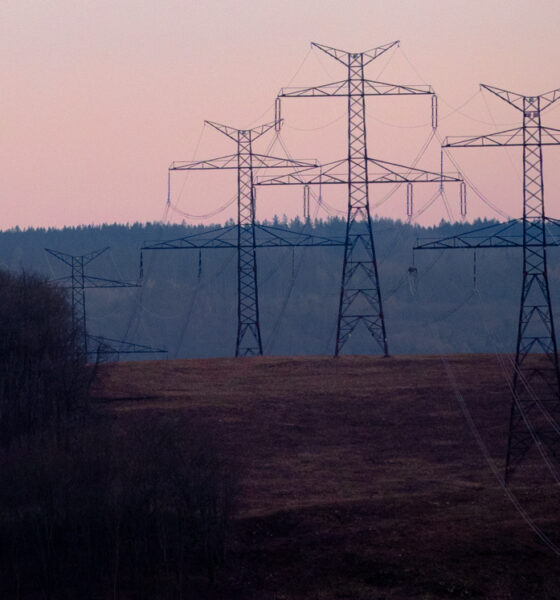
[[1, 217, 557, 358]]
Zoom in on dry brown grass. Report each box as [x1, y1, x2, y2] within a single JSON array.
[[93, 354, 560, 599]]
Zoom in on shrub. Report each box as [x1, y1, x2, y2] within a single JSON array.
[[0, 268, 90, 448], [0, 415, 239, 599]]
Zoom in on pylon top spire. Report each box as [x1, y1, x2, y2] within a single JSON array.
[[480, 83, 560, 112], [311, 40, 399, 67], [205, 119, 279, 142]]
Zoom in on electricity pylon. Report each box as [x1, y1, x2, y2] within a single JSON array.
[[414, 84, 560, 480], [143, 119, 344, 357], [258, 41, 461, 356], [46, 247, 166, 359]]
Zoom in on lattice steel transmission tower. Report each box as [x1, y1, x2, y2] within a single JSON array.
[[414, 84, 560, 479], [143, 119, 343, 357], [258, 41, 461, 356], [46, 247, 166, 359]]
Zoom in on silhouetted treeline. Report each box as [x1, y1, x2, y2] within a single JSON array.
[[0, 268, 90, 447], [0, 265, 239, 598], [1, 217, 556, 358], [0, 415, 239, 598]]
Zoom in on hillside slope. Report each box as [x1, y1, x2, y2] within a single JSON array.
[[93, 354, 560, 599]]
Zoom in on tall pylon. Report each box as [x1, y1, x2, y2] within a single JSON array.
[[46, 247, 166, 359], [414, 84, 560, 480], [258, 41, 461, 356], [146, 119, 343, 357]]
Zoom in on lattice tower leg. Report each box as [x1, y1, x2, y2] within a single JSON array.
[[506, 97, 560, 479], [236, 131, 263, 357], [71, 256, 88, 354], [335, 54, 388, 356]]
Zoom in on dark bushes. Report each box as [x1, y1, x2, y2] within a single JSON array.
[[0, 268, 238, 597], [0, 415, 239, 599], [0, 268, 90, 448]]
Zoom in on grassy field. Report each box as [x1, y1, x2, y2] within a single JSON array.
[[93, 354, 560, 599]]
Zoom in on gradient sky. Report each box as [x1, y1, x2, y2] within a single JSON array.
[[2, 0, 560, 230]]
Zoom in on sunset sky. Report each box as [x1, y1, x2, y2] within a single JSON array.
[[2, 0, 560, 230]]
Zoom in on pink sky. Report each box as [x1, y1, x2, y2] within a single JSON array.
[[2, 0, 560, 230]]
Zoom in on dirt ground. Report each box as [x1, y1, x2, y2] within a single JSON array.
[[93, 354, 560, 599]]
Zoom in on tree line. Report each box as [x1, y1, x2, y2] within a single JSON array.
[[1, 217, 557, 358]]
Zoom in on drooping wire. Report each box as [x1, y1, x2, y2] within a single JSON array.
[[173, 251, 236, 358], [374, 129, 437, 209], [169, 122, 207, 220], [168, 194, 237, 220], [434, 130, 511, 220], [480, 90, 523, 186], [440, 352, 560, 556], [398, 47, 518, 127], [245, 47, 314, 129], [408, 263, 560, 554]]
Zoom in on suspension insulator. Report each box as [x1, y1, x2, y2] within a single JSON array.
[[275, 97, 282, 131], [439, 149, 444, 192], [303, 184, 310, 220], [406, 182, 413, 218], [167, 170, 171, 205], [432, 95, 438, 129], [460, 181, 467, 218]]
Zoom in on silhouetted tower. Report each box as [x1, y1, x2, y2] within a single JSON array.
[[259, 41, 460, 356], [46, 247, 165, 358], [146, 119, 342, 357], [414, 84, 560, 479]]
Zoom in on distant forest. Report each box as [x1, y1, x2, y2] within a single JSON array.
[[1, 217, 557, 359]]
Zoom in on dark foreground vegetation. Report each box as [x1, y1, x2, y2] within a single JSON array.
[[0, 417, 238, 599], [0, 268, 238, 599]]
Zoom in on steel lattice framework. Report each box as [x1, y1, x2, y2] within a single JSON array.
[[144, 120, 343, 357], [257, 41, 461, 356], [46, 247, 166, 359], [415, 84, 560, 480]]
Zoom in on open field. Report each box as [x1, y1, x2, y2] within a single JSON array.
[[93, 354, 560, 599]]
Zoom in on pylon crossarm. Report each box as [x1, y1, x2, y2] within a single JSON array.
[[170, 155, 239, 170], [45, 248, 74, 267], [414, 220, 560, 250], [251, 154, 317, 169], [143, 224, 343, 250], [414, 219, 524, 249], [367, 158, 461, 183], [280, 80, 349, 97], [363, 80, 432, 96], [82, 275, 140, 289], [254, 225, 345, 247], [280, 79, 432, 98], [311, 40, 399, 67], [256, 159, 346, 186], [481, 84, 526, 111], [87, 335, 167, 355], [540, 87, 560, 111], [257, 156, 461, 186], [204, 120, 241, 141], [444, 127, 524, 148], [205, 119, 278, 142], [540, 127, 560, 145], [142, 225, 238, 250], [247, 120, 279, 141], [45, 246, 109, 267]]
